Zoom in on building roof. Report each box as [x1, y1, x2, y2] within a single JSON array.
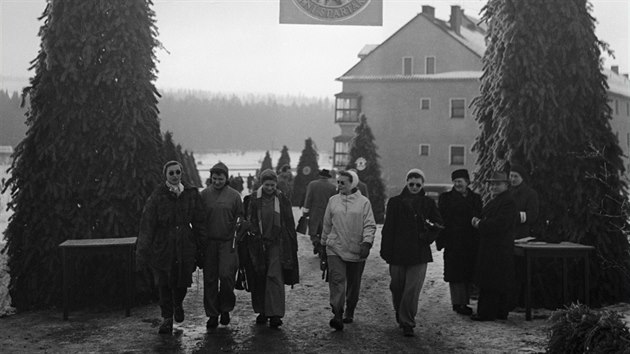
[[0, 146, 14, 154], [604, 69, 630, 98], [338, 71, 482, 82]]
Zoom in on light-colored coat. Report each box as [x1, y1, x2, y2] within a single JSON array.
[[321, 190, 376, 262]]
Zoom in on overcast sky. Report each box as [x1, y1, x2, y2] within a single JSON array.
[[1, 0, 628, 98]]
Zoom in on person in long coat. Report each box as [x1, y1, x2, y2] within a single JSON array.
[[303, 169, 337, 255], [380, 168, 443, 337], [508, 164, 539, 240], [471, 171, 517, 321], [245, 169, 299, 328], [321, 170, 376, 331], [437, 169, 482, 316], [136, 161, 207, 334]]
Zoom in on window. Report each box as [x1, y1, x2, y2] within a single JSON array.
[[420, 98, 430, 110], [615, 100, 619, 115], [419, 144, 430, 156], [335, 94, 361, 123], [450, 98, 465, 119], [334, 140, 350, 168], [425, 56, 435, 74], [403, 57, 413, 76], [450, 145, 465, 165]]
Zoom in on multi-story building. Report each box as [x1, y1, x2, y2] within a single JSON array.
[[332, 5, 630, 196]]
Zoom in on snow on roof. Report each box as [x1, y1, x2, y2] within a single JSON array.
[[338, 71, 482, 82], [358, 44, 378, 58], [0, 146, 13, 154], [604, 69, 630, 98]]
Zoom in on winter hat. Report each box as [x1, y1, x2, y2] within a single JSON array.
[[346, 170, 359, 190], [260, 169, 278, 182], [406, 168, 426, 182], [486, 171, 509, 182], [451, 169, 470, 181], [163, 160, 182, 177], [318, 169, 332, 178], [509, 164, 528, 180], [210, 162, 229, 177]]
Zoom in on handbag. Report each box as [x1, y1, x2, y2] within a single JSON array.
[[296, 215, 308, 234]]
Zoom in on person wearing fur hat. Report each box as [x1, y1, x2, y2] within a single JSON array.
[[380, 168, 443, 337], [437, 169, 482, 316], [508, 164, 539, 240], [303, 169, 337, 255], [321, 170, 376, 331], [245, 169, 299, 328], [470, 171, 517, 321], [200, 162, 243, 328], [136, 161, 208, 334]]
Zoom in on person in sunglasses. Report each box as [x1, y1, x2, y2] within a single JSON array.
[[321, 170, 376, 331], [437, 169, 482, 316], [380, 168, 443, 337], [136, 160, 208, 334]]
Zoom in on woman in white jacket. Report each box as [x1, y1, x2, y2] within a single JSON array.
[[321, 170, 376, 331]]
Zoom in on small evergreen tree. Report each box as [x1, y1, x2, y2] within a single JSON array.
[[473, 0, 630, 305], [260, 150, 273, 172], [3, 0, 163, 309], [346, 114, 386, 223], [276, 145, 291, 173], [292, 138, 320, 206]]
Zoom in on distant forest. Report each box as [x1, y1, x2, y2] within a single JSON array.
[[0, 89, 337, 153]]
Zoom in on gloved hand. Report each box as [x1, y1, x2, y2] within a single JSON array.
[[359, 242, 372, 258]]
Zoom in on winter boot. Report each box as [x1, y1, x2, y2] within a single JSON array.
[[158, 318, 173, 334]]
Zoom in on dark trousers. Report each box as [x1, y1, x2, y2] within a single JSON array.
[[203, 239, 238, 317], [249, 242, 285, 317], [328, 255, 366, 318], [154, 261, 188, 319], [477, 286, 509, 320]]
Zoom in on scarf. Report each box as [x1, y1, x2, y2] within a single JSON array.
[[256, 186, 282, 241], [166, 182, 184, 197]]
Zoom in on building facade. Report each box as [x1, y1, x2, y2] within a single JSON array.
[[333, 5, 630, 196]]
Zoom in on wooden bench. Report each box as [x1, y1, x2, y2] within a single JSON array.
[[59, 237, 137, 320]]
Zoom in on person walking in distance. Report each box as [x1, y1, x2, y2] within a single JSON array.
[[380, 168, 443, 337], [136, 161, 208, 334], [302, 169, 337, 255], [321, 170, 376, 331], [200, 162, 243, 328]]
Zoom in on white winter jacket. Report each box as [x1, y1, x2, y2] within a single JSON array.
[[321, 190, 376, 262]]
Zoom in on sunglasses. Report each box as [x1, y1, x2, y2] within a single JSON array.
[[168, 170, 181, 176], [408, 183, 422, 188], [337, 180, 347, 185]]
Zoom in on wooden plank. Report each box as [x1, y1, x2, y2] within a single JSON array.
[[59, 237, 137, 248]]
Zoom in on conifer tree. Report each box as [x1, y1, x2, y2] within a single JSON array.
[[346, 114, 386, 223], [260, 150, 273, 173], [3, 0, 164, 309], [276, 145, 291, 173], [292, 138, 320, 206], [473, 0, 629, 304]]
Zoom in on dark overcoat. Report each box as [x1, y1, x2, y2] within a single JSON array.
[[303, 178, 337, 236], [438, 188, 482, 283], [510, 183, 539, 239], [136, 184, 207, 287], [380, 188, 443, 266], [475, 190, 517, 290]]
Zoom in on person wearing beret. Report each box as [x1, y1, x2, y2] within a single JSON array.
[[508, 164, 539, 240], [321, 170, 376, 331], [437, 169, 482, 316], [136, 161, 208, 334], [470, 171, 517, 321], [380, 168, 443, 337], [246, 169, 299, 328], [302, 169, 337, 255], [200, 162, 243, 329]]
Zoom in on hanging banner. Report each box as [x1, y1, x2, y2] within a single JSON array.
[[279, 0, 382, 26]]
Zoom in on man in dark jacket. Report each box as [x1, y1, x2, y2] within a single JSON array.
[[136, 161, 208, 334], [303, 169, 337, 255], [471, 171, 517, 321], [200, 162, 243, 328], [380, 169, 443, 337], [438, 169, 482, 316], [509, 164, 539, 240]]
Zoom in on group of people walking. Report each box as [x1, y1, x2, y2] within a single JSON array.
[[136, 159, 538, 337]]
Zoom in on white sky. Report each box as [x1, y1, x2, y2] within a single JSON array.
[[1, 0, 628, 98]]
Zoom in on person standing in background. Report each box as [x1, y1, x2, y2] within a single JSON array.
[[380, 168, 443, 337], [303, 169, 337, 255], [136, 161, 208, 334], [321, 170, 376, 331], [509, 164, 539, 240], [437, 169, 482, 316], [200, 162, 243, 328]]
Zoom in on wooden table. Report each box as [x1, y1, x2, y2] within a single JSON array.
[[59, 237, 137, 320], [513, 241, 595, 320]]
